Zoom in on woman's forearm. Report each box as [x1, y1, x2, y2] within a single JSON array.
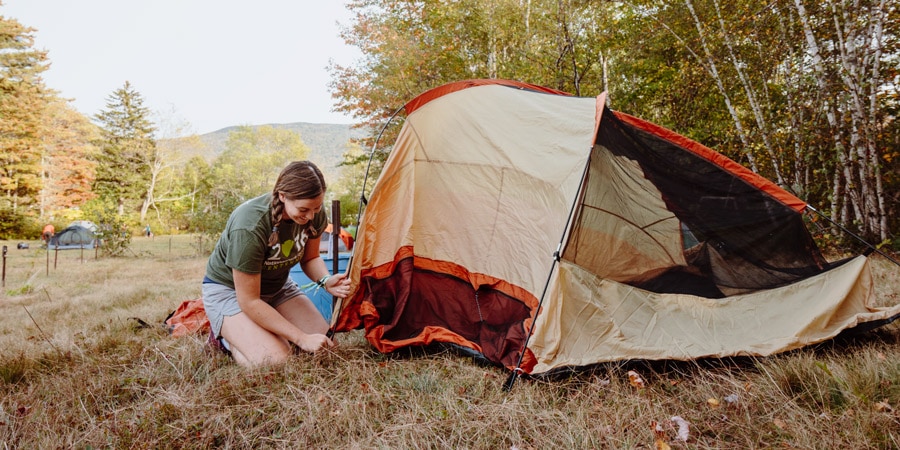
[[300, 256, 331, 285]]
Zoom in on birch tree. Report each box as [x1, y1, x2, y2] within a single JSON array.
[[139, 109, 204, 224], [792, 0, 893, 241], [328, 0, 898, 241]]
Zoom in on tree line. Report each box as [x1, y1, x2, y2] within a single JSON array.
[[329, 0, 898, 246], [0, 8, 363, 250], [2, 1, 897, 250]]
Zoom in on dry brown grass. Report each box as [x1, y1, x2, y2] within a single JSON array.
[[1, 235, 899, 449]]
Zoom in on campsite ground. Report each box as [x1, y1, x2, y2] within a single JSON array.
[[1, 235, 898, 448]]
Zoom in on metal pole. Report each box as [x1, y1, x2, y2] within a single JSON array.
[[331, 200, 340, 277], [326, 200, 341, 340], [54, 247, 58, 270], [46, 245, 49, 276], [2, 245, 7, 288]]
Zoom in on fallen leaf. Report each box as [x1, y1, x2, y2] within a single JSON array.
[[628, 370, 646, 389], [724, 393, 739, 405], [875, 400, 893, 412], [651, 420, 665, 439], [707, 398, 720, 408], [671, 416, 690, 442], [655, 439, 671, 450]]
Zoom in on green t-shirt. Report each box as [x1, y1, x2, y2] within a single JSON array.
[[205, 193, 328, 295]]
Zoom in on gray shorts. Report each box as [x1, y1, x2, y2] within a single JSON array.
[[201, 278, 306, 337]]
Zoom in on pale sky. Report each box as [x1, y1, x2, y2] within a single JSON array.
[[2, 0, 361, 135]]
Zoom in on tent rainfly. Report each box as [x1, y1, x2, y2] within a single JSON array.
[[331, 79, 900, 378]]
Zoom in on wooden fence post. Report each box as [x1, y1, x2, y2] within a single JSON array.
[[2, 245, 7, 288]]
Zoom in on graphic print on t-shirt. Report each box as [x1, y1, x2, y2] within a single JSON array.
[[264, 229, 309, 271]]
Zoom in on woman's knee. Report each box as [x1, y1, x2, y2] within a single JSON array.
[[238, 339, 293, 367], [221, 314, 293, 367]]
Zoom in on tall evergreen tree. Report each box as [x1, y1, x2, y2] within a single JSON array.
[[92, 81, 156, 215], [0, 10, 51, 214]]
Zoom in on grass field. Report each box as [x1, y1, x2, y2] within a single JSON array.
[[1, 235, 899, 448]]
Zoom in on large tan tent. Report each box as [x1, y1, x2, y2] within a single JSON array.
[[332, 79, 900, 377]]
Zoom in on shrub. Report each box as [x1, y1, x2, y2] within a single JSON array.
[[81, 200, 132, 257], [0, 206, 41, 240]]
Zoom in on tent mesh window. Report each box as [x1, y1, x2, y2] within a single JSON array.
[[565, 108, 836, 298]]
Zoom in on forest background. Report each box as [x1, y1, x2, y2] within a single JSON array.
[[1, 0, 898, 252]]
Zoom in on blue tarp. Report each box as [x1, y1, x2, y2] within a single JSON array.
[[289, 253, 350, 321]]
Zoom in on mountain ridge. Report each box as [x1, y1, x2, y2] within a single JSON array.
[[195, 122, 368, 181]]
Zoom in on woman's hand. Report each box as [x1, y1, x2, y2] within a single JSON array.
[[324, 273, 352, 298], [294, 332, 335, 353]]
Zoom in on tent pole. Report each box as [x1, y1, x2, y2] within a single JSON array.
[[806, 205, 900, 268], [329, 104, 406, 338], [354, 105, 406, 229], [502, 250, 562, 391], [503, 154, 593, 391]]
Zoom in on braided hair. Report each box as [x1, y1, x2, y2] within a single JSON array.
[[268, 161, 327, 246]]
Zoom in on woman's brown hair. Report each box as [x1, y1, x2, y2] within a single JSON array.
[[268, 161, 326, 246]]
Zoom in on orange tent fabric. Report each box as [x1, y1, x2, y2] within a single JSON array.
[[164, 298, 210, 337], [332, 79, 900, 375], [325, 223, 354, 250]]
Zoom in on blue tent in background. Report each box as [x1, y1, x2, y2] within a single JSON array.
[[48, 225, 97, 250]]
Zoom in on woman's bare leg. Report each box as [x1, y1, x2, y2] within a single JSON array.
[[220, 312, 292, 367], [220, 294, 328, 367], [275, 294, 329, 335]]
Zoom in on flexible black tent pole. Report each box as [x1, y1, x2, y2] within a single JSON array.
[[328, 105, 405, 338], [806, 205, 900, 268], [354, 105, 406, 228], [503, 155, 593, 392]]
